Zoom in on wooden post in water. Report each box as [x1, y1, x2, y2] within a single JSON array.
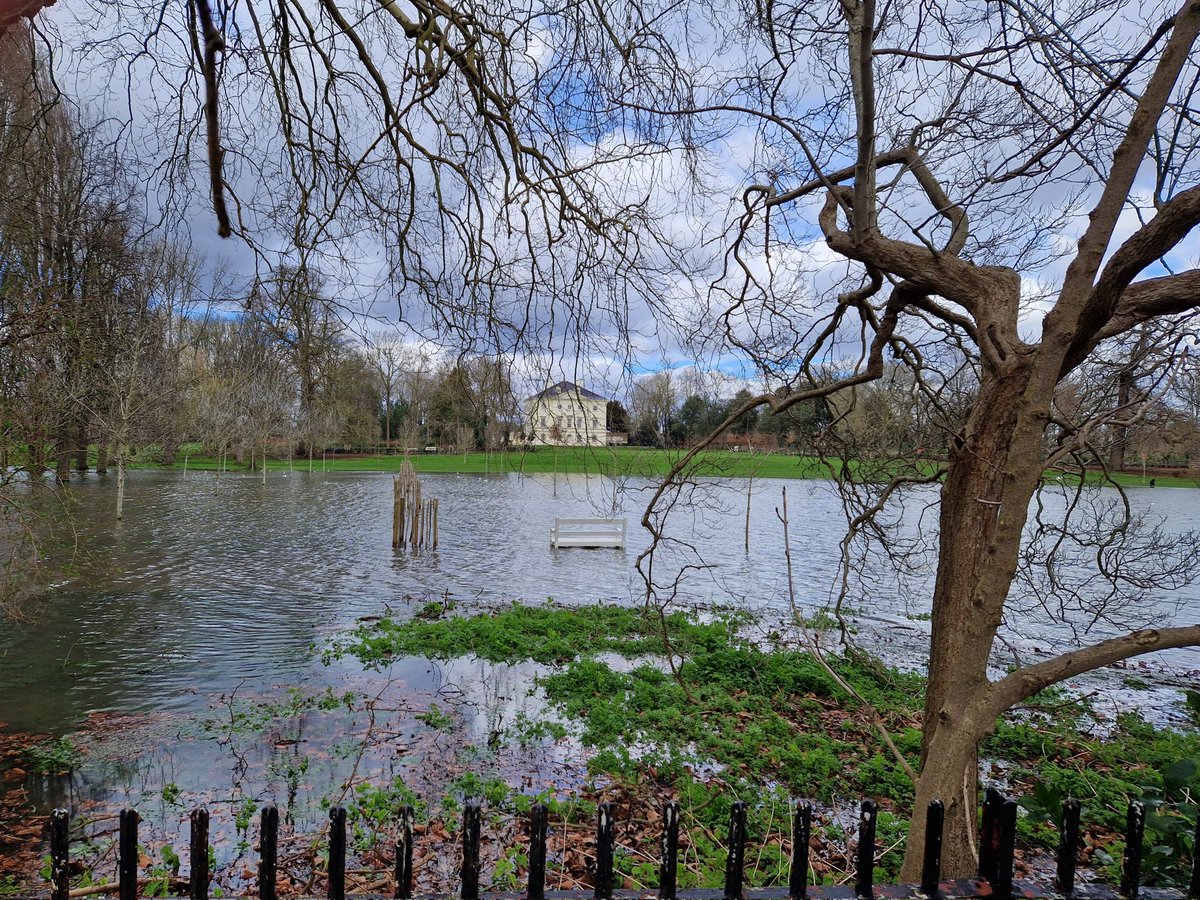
[[392, 461, 439, 550]]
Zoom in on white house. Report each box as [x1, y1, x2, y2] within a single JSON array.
[[524, 381, 610, 446]]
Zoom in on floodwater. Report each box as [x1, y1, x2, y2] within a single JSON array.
[[1, 469, 1199, 734], [0, 468, 1198, 883]]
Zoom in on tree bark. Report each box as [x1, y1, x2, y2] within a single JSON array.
[[902, 359, 1044, 878], [74, 421, 88, 473], [116, 455, 126, 520], [96, 446, 108, 474]]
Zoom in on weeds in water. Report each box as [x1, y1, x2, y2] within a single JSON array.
[[349, 777, 427, 850], [21, 737, 82, 775], [415, 703, 454, 731]]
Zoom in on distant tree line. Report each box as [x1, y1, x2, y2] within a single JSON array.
[[624, 364, 1200, 471]]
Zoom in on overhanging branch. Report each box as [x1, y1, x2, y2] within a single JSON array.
[[986, 624, 1200, 718]]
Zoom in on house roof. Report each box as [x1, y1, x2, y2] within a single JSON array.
[[525, 381, 608, 403]]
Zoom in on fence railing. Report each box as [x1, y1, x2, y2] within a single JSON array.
[[33, 788, 1200, 900]]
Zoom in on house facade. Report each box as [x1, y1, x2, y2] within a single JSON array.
[[524, 381, 610, 446]]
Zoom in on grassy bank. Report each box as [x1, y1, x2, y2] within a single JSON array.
[[329, 600, 1200, 887], [152, 445, 1200, 487], [157, 446, 840, 479]]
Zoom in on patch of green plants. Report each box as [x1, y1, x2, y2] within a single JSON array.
[[327, 600, 747, 667], [348, 777, 427, 850], [0, 875, 23, 897], [993, 708, 1200, 887], [415, 703, 454, 730], [328, 601, 1200, 889], [21, 737, 83, 775], [442, 772, 511, 814], [490, 845, 528, 891]]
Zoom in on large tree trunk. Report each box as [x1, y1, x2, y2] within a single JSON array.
[[54, 446, 70, 484], [96, 445, 108, 474], [901, 360, 1048, 878]]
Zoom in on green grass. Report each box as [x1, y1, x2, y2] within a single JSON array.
[[148, 444, 1200, 486], [154, 445, 840, 479]]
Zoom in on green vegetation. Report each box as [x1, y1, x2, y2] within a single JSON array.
[[325, 600, 746, 666], [332, 601, 1200, 886], [348, 777, 427, 850], [152, 443, 1199, 487], [20, 737, 82, 775], [156, 445, 839, 480]]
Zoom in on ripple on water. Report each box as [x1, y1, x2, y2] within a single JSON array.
[[1, 469, 1198, 735]]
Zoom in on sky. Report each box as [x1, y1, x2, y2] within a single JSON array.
[[25, 0, 1200, 400]]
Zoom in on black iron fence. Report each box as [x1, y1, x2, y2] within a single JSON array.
[[34, 789, 1200, 900]]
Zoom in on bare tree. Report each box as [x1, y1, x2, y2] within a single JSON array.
[[609, 0, 1200, 875]]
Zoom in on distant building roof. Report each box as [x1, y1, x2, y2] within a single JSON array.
[[525, 381, 608, 403]]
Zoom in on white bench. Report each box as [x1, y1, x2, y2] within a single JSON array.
[[550, 517, 628, 549]]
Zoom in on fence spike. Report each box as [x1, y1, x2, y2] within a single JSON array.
[[978, 788, 1004, 884], [462, 801, 481, 900], [1190, 813, 1200, 900], [259, 805, 278, 900], [789, 802, 811, 900], [1121, 801, 1146, 900], [920, 800, 944, 898], [724, 801, 748, 900], [190, 807, 210, 900], [328, 806, 347, 900], [396, 804, 414, 900], [1056, 799, 1081, 899], [50, 808, 70, 900], [993, 799, 1017, 900], [659, 801, 680, 900], [595, 801, 615, 900], [529, 803, 548, 900], [856, 800, 877, 900], [119, 808, 139, 900]]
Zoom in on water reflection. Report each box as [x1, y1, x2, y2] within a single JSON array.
[[0, 469, 1197, 737]]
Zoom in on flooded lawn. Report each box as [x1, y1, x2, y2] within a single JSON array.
[[2, 470, 1199, 893]]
